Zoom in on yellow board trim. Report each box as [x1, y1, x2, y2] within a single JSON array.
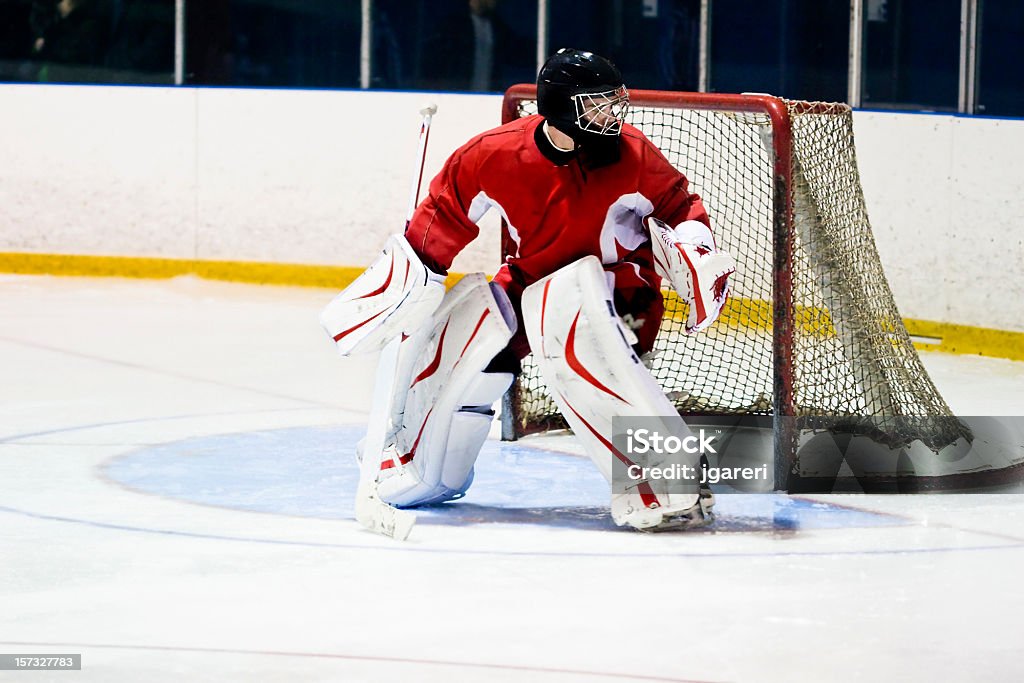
[[904, 318, 1024, 361], [3, 252, 1022, 361], [661, 290, 836, 336], [0, 252, 467, 290]]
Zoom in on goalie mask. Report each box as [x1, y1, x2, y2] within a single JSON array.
[[537, 48, 630, 167]]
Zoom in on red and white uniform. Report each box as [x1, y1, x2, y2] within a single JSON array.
[[405, 114, 710, 357]]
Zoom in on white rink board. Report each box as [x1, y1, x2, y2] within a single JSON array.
[[0, 84, 504, 278], [0, 83, 1022, 331], [855, 111, 1024, 332]]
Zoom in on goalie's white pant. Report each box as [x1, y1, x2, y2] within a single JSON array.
[[375, 275, 516, 508], [522, 256, 712, 530]]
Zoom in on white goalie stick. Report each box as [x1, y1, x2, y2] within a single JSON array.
[[355, 102, 438, 541], [405, 103, 436, 230]]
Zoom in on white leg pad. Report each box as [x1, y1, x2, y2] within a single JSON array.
[[376, 275, 516, 508], [521, 256, 711, 530], [320, 234, 446, 355]]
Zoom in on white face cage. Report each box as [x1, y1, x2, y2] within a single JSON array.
[[572, 86, 630, 136]]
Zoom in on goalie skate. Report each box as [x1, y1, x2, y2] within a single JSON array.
[[611, 462, 716, 531], [638, 491, 715, 532]]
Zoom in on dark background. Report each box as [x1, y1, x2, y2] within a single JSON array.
[[0, 0, 1020, 116]]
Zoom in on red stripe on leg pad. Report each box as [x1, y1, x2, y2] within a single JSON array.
[[399, 407, 434, 465], [459, 309, 491, 356], [565, 311, 630, 404], [356, 252, 395, 300], [559, 394, 661, 509], [379, 453, 414, 470], [539, 279, 552, 355], [333, 308, 388, 342], [412, 320, 450, 386]]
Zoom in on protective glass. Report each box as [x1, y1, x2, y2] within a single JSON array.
[[572, 86, 630, 135]]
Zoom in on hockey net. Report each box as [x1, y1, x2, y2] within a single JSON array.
[[499, 86, 973, 488]]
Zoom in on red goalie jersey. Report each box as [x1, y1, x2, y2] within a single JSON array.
[[405, 114, 710, 359]]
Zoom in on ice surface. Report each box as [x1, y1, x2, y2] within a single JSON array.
[[1, 275, 1023, 682]]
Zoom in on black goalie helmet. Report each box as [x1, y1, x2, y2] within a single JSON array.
[[537, 48, 630, 157]]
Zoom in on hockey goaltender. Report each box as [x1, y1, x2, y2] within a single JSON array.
[[321, 49, 736, 537]]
